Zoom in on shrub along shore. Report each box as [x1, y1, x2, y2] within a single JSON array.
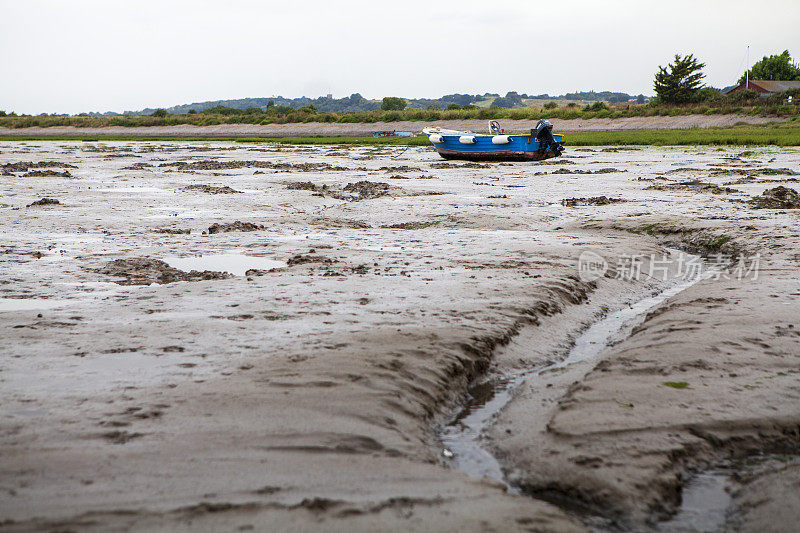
[[2, 93, 799, 130]]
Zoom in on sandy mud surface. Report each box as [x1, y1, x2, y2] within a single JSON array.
[[0, 141, 799, 531], [0, 114, 783, 138]]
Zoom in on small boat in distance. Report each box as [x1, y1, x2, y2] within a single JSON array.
[[373, 131, 414, 138], [423, 120, 564, 162]]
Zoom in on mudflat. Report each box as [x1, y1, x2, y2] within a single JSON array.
[[1, 141, 799, 531]]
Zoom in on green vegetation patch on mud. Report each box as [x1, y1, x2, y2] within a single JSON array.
[[663, 381, 690, 389]]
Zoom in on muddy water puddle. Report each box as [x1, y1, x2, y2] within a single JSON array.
[[440, 250, 718, 490], [163, 253, 285, 276], [653, 469, 732, 533]]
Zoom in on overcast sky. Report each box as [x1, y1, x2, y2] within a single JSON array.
[[2, 0, 799, 114]]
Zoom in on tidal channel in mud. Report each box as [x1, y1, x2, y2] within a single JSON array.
[[439, 250, 716, 492], [653, 469, 732, 533]]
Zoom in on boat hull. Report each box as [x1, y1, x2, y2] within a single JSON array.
[[428, 133, 564, 162], [434, 147, 559, 162]]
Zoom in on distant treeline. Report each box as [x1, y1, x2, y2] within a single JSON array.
[[1, 90, 798, 130], [49, 91, 644, 117]]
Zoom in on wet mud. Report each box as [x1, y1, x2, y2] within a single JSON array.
[[1, 141, 799, 532]]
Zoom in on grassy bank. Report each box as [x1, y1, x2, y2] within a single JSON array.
[[3, 125, 799, 146], [565, 125, 800, 146]]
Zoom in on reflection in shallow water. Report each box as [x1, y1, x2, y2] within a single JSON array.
[[0, 298, 71, 313], [654, 470, 732, 533], [163, 253, 285, 276]]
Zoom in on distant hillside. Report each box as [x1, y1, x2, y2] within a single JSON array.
[[125, 90, 644, 116]]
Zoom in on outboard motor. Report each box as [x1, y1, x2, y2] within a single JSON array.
[[533, 119, 563, 156]]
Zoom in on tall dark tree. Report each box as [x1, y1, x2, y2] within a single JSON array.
[[739, 50, 800, 83], [380, 97, 406, 111], [653, 54, 706, 104]]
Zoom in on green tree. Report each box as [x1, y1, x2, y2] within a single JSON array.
[[151, 108, 167, 117], [380, 97, 406, 111], [582, 101, 609, 112], [739, 50, 800, 83], [695, 87, 721, 102], [653, 54, 706, 104]]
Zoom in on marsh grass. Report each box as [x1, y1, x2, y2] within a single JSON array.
[[2, 125, 800, 146], [565, 125, 800, 146]]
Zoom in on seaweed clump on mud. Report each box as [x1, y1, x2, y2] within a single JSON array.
[[286, 180, 394, 201], [23, 170, 73, 178], [534, 167, 621, 176], [430, 162, 490, 169], [99, 258, 232, 285], [155, 228, 191, 234], [26, 197, 60, 207], [561, 196, 625, 207], [749, 186, 800, 209], [381, 220, 439, 229], [206, 221, 265, 234], [333, 181, 391, 201], [162, 160, 350, 172], [286, 181, 321, 191], [1, 161, 77, 174], [647, 179, 739, 194], [286, 253, 335, 267], [183, 184, 242, 194]]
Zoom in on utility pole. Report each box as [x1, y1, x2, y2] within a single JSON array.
[[746, 45, 750, 89]]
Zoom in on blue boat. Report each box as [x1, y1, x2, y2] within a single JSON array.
[[423, 120, 564, 162]]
